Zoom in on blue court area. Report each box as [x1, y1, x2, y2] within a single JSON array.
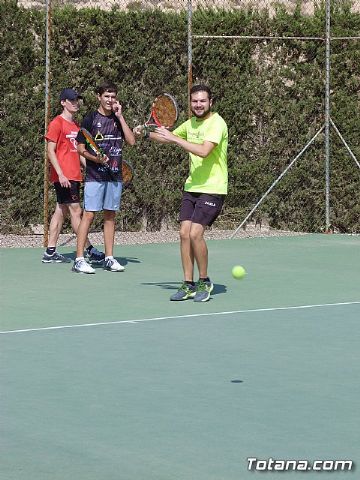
[[0, 234, 359, 479]]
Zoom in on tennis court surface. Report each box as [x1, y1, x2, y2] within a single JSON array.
[[1, 234, 359, 479]]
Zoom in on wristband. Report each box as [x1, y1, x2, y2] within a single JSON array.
[[143, 127, 149, 139]]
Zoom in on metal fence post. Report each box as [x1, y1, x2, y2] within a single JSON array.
[[187, 0, 193, 117], [324, 0, 331, 232], [43, 0, 52, 247]]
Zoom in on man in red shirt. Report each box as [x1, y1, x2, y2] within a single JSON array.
[[43, 88, 104, 264]]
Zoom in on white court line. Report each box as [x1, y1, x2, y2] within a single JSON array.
[[0, 301, 359, 336]]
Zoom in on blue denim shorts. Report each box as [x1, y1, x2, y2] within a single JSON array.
[[83, 181, 122, 212]]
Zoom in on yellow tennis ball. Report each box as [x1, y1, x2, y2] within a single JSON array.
[[232, 265, 246, 279]]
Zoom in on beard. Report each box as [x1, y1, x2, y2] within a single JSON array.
[[191, 105, 211, 119]]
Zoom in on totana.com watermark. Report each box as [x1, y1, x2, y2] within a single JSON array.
[[247, 457, 354, 472]]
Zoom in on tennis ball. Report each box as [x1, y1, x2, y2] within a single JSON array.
[[232, 265, 246, 280]]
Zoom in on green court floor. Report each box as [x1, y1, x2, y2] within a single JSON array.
[[1, 234, 359, 479]]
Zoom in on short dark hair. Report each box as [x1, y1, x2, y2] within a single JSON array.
[[190, 84, 212, 99], [96, 81, 118, 95]]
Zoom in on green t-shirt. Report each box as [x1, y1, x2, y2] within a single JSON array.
[[173, 112, 228, 195]]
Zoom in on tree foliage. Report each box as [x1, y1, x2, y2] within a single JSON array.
[[0, 0, 359, 233]]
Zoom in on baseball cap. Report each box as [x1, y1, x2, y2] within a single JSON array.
[[59, 88, 82, 101]]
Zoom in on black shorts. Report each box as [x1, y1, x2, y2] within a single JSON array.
[[53, 181, 81, 204], [179, 191, 225, 227]]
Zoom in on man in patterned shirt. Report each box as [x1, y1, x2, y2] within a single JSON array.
[[73, 81, 135, 274]]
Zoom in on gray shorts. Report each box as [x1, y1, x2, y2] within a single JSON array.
[[179, 191, 225, 226], [83, 181, 122, 212]]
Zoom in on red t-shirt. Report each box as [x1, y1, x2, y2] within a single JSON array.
[[45, 115, 82, 183]]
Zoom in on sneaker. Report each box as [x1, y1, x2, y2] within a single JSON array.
[[86, 247, 105, 264], [170, 282, 196, 301], [42, 251, 71, 263], [104, 257, 125, 272], [193, 279, 214, 303], [72, 258, 95, 274]]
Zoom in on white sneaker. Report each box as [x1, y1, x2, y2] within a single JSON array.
[[104, 257, 125, 272], [72, 257, 95, 274]]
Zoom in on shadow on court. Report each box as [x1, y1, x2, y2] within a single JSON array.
[[142, 281, 227, 296], [58, 252, 141, 267]]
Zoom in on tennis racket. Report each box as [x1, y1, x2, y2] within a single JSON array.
[[80, 127, 133, 185], [80, 127, 108, 161], [144, 93, 178, 132], [122, 159, 134, 187]]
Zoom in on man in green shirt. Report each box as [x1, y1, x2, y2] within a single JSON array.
[[136, 85, 228, 302]]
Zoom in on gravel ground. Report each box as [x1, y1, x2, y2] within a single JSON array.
[[0, 227, 307, 248]]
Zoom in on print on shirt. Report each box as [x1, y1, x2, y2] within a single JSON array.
[[78, 112, 124, 182], [68, 132, 79, 152]]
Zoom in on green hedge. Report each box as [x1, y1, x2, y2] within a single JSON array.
[[1, 0, 359, 233]]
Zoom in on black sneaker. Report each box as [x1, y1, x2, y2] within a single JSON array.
[[170, 282, 196, 301], [42, 251, 71, 263], [86, 247, 105, 264]]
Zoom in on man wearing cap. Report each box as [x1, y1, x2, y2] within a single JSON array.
[[42, 88, 105, 264]]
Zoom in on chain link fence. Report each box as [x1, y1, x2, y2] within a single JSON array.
[[18, 0, 360, 14], [1, 0, 359, 248]]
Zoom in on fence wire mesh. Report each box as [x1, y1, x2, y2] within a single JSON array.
[[16, 0, 360, 13], [1, 0, 359, 248]]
